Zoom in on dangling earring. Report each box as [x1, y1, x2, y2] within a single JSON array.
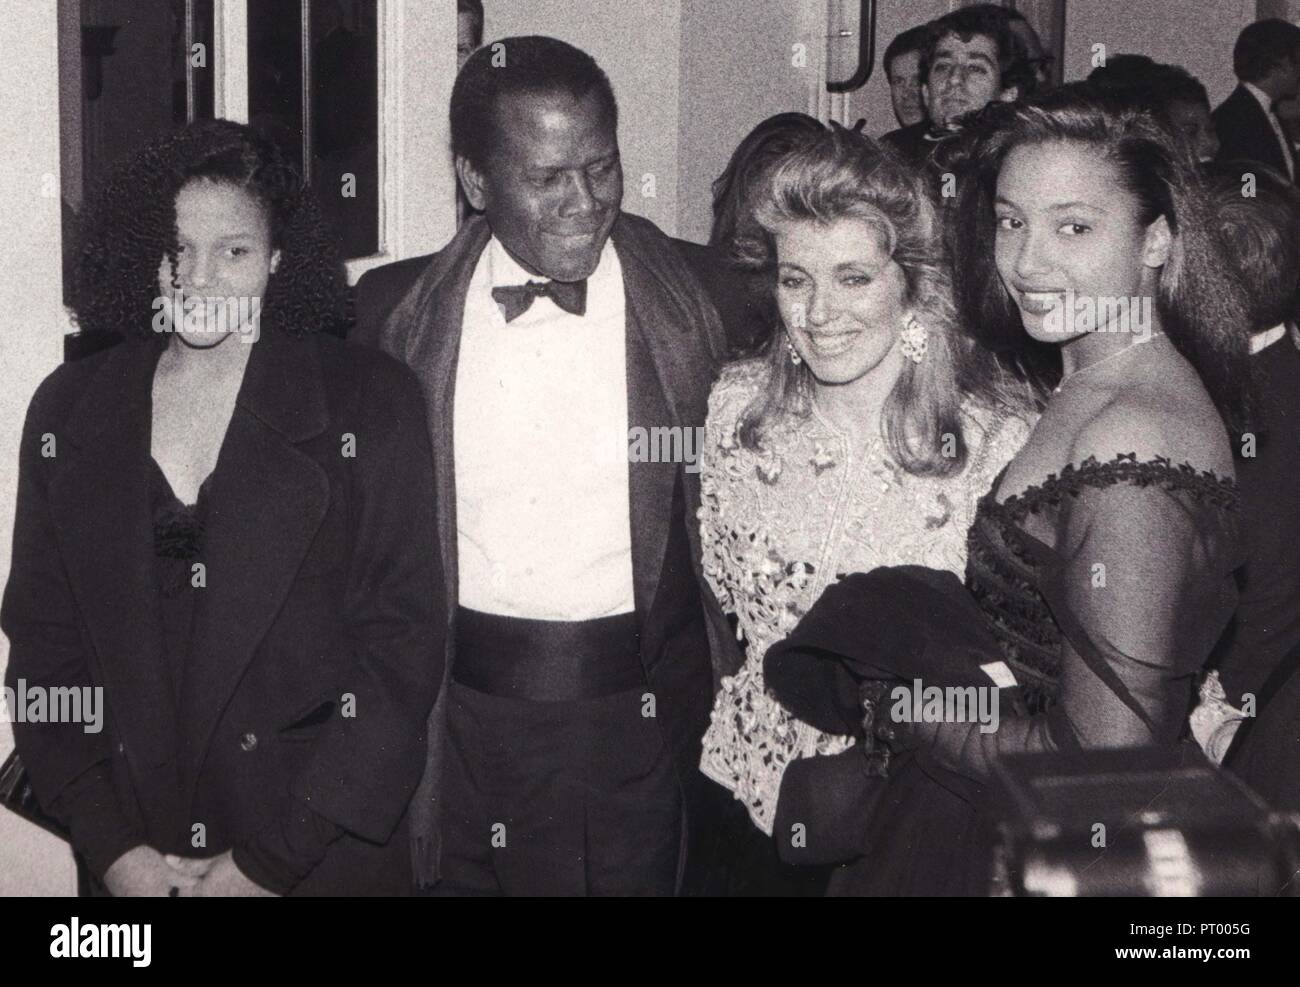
[[898, 314, 928, 364], [786, 335, 802, 366]]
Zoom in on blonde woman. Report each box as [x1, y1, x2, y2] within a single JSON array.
[[696, 126, 1032, 894]]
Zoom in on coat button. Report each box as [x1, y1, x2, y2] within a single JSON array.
[[239, 732, 258, 752]]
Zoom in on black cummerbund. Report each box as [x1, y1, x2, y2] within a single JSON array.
[[452, 606, 645, 701]]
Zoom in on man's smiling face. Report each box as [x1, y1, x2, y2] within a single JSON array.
[[458, 89, 623, 283]]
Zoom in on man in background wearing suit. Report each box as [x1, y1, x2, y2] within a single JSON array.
[[881, 6, 1032, 170], [353, 36, 738, 895], [1213, 19, 1300, 182], [1198, 165, 1300, 826]]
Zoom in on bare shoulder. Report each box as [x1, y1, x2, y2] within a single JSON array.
[[1067, 385, 1234, 479]]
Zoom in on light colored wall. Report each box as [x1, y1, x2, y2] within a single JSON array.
[[851, 0, 954, 142], [0, 3, 79, 898], [484, 0, 683, 236], [676, 0, 822, 244], [1061, 0, 1258, 102]]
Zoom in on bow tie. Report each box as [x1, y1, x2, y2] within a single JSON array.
[[491, 279, 588, 322]]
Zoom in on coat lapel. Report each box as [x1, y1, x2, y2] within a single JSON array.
[[49, 340, 179, 773], [614, 215, 717, 615], [180, 330, 330, 781], [378, 217, 491, 885], [388, 216, 492, 620]]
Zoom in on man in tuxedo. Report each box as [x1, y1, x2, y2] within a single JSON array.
[[1213, 19, 1300, 181], [881, 6, 1032, 170], [352, 35, 738, 895], [1199, 164, 1300, 816]]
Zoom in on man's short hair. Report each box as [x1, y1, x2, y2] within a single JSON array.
[[1232, 18, 1300, 84], [884, 24, 929, 76], [450, 35, 618, 172], [457, 0, 484, 48], [918, 6, 1034, 97], [1089, 56, 1211, 113], [1204, 160, 1300, 332]]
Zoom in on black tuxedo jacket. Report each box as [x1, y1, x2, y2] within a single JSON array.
[[353, 234, 759, 355], [1221, 335, 1300, 809], [1214, 85, 1292, 178], [1, 330, 445, 894], [352, 211, 742, 890]]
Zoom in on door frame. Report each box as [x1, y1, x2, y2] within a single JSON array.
[[215, 0, 458, 282]]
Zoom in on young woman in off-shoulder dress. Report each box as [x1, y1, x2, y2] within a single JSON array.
[[693, 125, 1035, 894], [833, 85, 1254, 896]]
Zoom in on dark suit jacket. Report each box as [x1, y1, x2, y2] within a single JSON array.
[[352, 211, 743, 890], [1213, 85, 1292, 178], [673, 238, 775, 359], [352, 235, 761, 354], [1222, 335, 1300, 807], [881, 120, 932, 168], [1214, 335, 1300, 702], [1, 330, 445, 895]]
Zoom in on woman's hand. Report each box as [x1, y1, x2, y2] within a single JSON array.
[[103, 846, 202, 897], [169, 851, 277, 897]]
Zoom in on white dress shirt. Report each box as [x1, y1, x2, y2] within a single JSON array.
[[1251, 322, 1288, 354], [453, 235, 635, 620], [1243, 81, 1295, 180]]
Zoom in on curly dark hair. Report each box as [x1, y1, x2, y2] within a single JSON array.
[[71, 118, 349, 338]]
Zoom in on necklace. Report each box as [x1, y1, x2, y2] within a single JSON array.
[[1052, 332, 1167, 395]]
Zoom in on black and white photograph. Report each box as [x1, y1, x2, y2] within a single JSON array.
[[0, 0, 1295, 961]]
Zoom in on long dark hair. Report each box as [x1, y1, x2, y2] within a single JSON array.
[[72, 119, 348, 338], [951, 84, 1254, 432], [709, 112, 826, 252]]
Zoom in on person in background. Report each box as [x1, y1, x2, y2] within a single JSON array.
[[2, 120, 444, 896], [884, 24, 931, 130], [1089, 55, 1220, 162], [1213, 19, 1300, 182], [999, 5, 1054, 91], [458, 0, 484, 69], [675, 112, 826, 359], [882, 6, 1034, 170], [1194, 164, 1300, 813], [353, 36, 737, 896], [696, 125, 1031, 895]]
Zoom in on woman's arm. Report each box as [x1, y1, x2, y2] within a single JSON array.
[[906, 478, 1237, 783]]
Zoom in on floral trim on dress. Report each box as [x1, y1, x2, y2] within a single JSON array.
[[697, 360, 1033, 834], [968, 452, 1239, 714]]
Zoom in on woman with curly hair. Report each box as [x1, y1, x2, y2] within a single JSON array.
[[694, 124, 1033, 894], [2, 119, 444, 896]]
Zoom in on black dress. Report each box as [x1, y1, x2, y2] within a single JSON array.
[[149, 459, 341, 892], [151, 459, 208, 713], [770, 454, 1243, 896]]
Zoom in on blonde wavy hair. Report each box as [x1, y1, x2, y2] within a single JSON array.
[[733, 124, 1023, 477]]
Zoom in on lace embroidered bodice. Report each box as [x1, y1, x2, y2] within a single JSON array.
[[697, 360, 1031, 834]]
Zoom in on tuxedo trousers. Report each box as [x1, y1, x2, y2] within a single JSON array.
[[434, 679, 681, 895]]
